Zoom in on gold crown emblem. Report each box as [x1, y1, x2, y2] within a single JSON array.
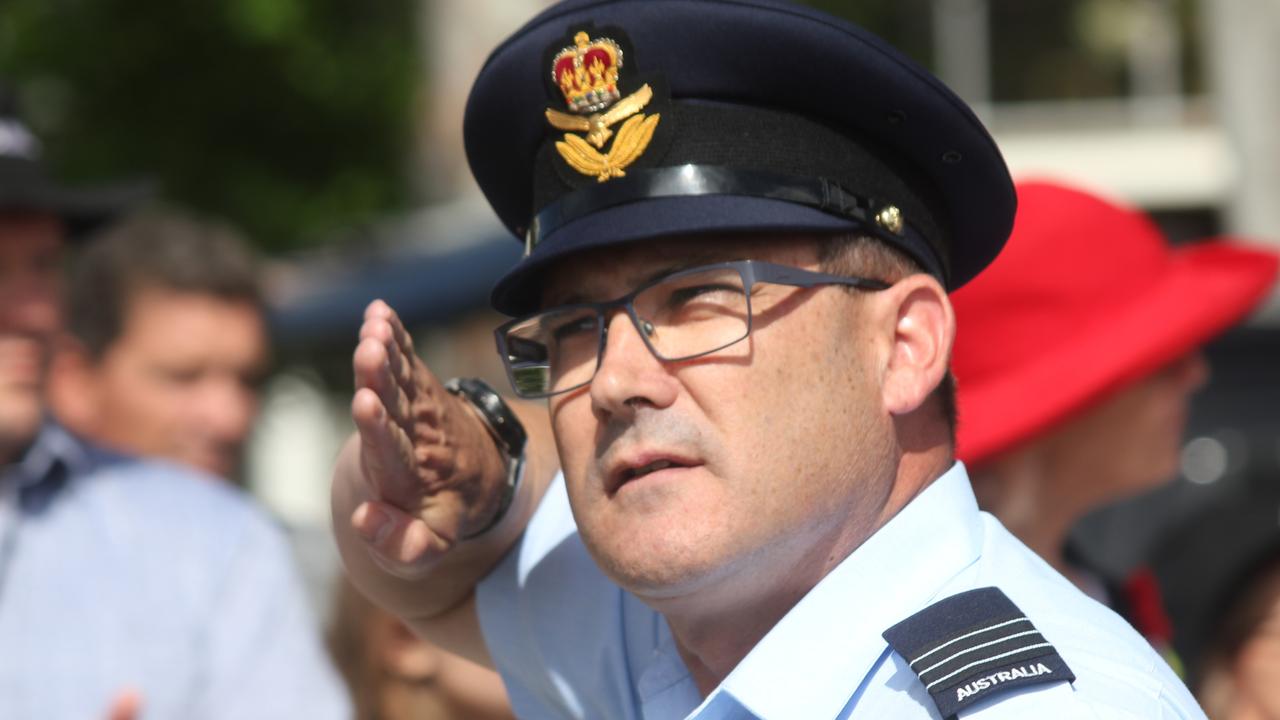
[[546, 29, 661, 183], [553, 32, 623, 114]]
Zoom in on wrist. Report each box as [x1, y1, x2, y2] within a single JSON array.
[[444, 378, 527, 540]]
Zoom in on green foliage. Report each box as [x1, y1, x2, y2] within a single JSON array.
[[794, 0, 935, 69], [782, 0, 1205, 103], [988, 0, 1203, 102], [0, 0, 419, 252]]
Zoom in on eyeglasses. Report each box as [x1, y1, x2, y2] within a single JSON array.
[[494, 259, 891, 399]]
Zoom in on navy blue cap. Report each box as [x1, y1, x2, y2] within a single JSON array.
[[0, 85, 152, 238], [465, 0, 1016, 316]]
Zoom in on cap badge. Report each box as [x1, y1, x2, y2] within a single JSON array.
[[545, 31, 660, 183], [876, 205, 904, 235]]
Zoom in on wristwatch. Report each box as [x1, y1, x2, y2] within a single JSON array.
[[444, 377, 527, 539]]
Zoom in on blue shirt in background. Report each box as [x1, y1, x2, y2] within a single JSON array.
[[0, 423, 350, 719]]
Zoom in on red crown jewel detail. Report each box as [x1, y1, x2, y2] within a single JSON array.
[[552, 32, 623, 114]]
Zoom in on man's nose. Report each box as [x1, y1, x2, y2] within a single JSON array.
[[198, 377, 258, 445], [588, 310, 678, 418]]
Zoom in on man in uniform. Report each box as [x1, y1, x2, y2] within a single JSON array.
[[332, 1, 1204, 717]]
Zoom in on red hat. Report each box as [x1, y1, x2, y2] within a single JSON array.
[[952, 180, 1279, 467]]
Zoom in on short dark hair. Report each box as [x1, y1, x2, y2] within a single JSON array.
[[68, 208, 263, 358], [817, 234, 958, 439]]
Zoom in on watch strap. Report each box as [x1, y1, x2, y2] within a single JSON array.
[[444, 377, 526, 539]]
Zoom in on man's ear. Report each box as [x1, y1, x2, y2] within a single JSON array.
[[47, 334, 100, 433], [879, 274, 954, 416]]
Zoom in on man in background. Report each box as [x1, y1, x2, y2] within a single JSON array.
[[0, 89, 349, 718], [49, 209, 268, 480], [48, 207, 514, 720]]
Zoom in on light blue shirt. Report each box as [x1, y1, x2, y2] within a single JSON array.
[[477, 462, 1205, 719], [0, 424, 350, 719]]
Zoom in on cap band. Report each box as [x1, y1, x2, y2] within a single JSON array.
[[528, 163, 945, 280], [529, 99, 953, 282]]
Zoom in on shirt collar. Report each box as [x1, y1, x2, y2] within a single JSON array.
[[702, 462, 985, 719], [1, 420, 90, 491]]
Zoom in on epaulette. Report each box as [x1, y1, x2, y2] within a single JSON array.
[[882, 587, 1074, 718]]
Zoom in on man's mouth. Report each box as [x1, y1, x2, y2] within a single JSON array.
[[622, 458, 679, 482], [608, 453, 701, 494]]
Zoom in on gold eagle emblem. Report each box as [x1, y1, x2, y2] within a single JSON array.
[[554, 112, 661, 182], [546, 84, 653, 149]]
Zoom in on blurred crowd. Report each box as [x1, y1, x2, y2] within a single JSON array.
[[0, 89, 514, 718], [2, 5, 1280, 719]]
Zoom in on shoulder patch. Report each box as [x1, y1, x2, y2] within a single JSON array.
[[882, 587, 1074, 718]]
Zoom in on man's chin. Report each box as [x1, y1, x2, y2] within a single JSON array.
[[583, 525, 735, 602], [168, 448, 238, 480]]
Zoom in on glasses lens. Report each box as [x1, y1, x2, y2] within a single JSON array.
[[633, 266, 750, 361], [502, 306, 602, 397], [501, 265, 752, 397]]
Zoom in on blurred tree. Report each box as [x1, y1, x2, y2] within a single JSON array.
[[987, 0, 1202, 103], [0, 0, 418, 252], [799, 0, 1203, 104], [798, 0, 934, 68]]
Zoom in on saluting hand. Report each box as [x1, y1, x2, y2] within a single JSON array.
[[347, 300, 508, 577]]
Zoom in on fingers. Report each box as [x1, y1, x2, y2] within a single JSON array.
[[360, 301, 433, 423], [362, 300, 419, 389], [352, 387, 415, 502], [365, 300, 419, 368], [354, 336, 413, 427], [352, 499, 455, 575], [360, 313, 411, 391]]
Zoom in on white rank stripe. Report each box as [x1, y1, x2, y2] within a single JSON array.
[[917, 629, 1044, 678], [924, 642, 1054, 691], [909, 617, 1031, 666]]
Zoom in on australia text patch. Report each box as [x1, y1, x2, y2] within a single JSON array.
[[882, 587, 1074, 718]]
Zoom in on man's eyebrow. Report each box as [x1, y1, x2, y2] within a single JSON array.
[[546, 248, 749, 306], [638, 249, 747, 284], [637, 263, 690, 287]]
